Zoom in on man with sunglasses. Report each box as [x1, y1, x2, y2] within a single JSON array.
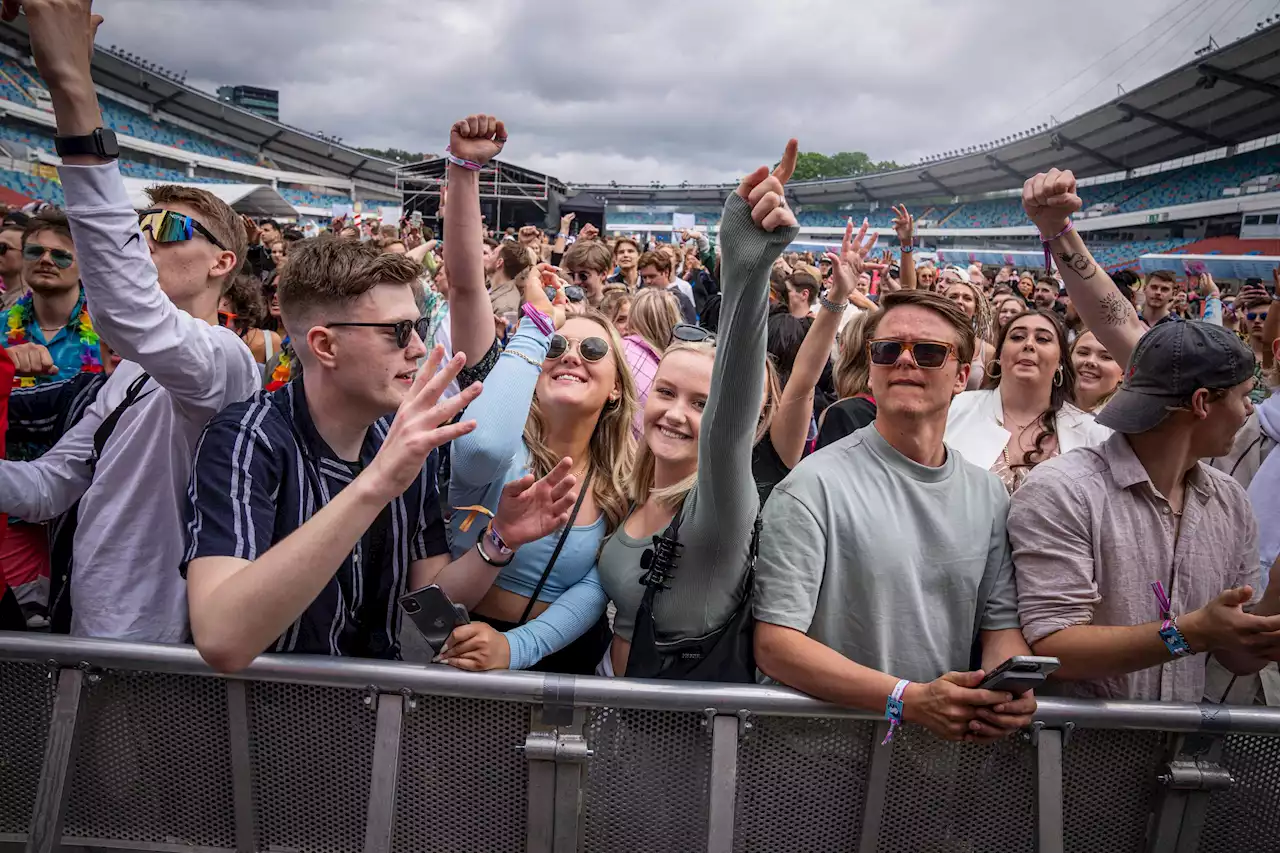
[[560, 239, 612, 308], [0, 215, 27, 310], [0, 0, 260, 642], [755, 288, 1037, 744]]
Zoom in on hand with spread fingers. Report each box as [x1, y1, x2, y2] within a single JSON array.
[[491, 457, 579, 551], [735, 139, 800, 232], [1022, 168, 1082, 238], [449, 114, 507, 167], [891, 204, 914, 247], [362, 346, 481, 504], [824, 218, 879, 304]]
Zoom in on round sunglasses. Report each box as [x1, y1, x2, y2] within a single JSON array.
[[22, 243, 75, 269], [547, 333, 610, 362], [867, 339, 956, 369], [672, 323, 714, 344]]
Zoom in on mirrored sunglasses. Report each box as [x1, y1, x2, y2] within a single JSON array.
[[138, 208, 226, 250], [22, 243, 75, 269]]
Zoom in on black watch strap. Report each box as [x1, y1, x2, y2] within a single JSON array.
[[54, 127, 119, 160]]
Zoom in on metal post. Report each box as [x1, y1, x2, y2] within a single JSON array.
[[706, 713, 741, 853], [1145, 733, 1232, 853], [226, 680, 256, 853], [856, 723, 894, 853], [25, 668, 85, 853], [523, 685, 591, 853], [524, 723, 557, 853], [1034, 726, 1064, 853], [551, 708, 590, 853], [362, 693, 405, 853]]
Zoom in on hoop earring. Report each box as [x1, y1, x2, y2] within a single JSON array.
[[1053, 366, 1064, 387], [986, 360, 1002, 378]]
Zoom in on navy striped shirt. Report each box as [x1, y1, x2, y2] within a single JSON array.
[[182, 379, 448, 659]]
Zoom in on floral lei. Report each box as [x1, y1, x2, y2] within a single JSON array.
[[5, 292, 101, 388], [266, 335, 292, 391]]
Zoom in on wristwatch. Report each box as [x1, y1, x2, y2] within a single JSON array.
[[900, 244, 914, 254], [54, 127, 120, 160]]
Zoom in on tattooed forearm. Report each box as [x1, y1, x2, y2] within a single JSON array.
[[1098, 291, 1134, 327], [1057, 251, 1099, 280]]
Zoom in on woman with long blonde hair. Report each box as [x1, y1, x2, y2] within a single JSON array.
[[622, 287, 682, 438], [596, 141, 800, 681], [945, 277, 995, 389]]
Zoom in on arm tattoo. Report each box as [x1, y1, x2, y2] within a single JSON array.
[[1056, 251, 1098, 280], [1098, 291, 1135, 327]]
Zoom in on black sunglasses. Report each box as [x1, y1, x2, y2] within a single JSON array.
[[326, 317, 430, 348], [23, 243, 75, 269], [566, 269, 595, 284], [565, 285, 586, 303], [867, 338, 956, 369], [1246, 311, 1269, 321], [672, 323, 714, 344], [547, 333, 610, 362]]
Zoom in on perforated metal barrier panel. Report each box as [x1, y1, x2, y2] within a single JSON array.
[[1062, 728, 1164, 853], [732, 716, 874, 853], [62, 670, 237, 849], [580, 707, 712, 853], [1198, 733, 1280, 853], [0, 661, 54, 839], [248, 681, 376, 853], [876, 725, 1037, 853], [392, 695, 530, 853]]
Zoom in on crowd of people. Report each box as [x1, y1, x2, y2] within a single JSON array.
[[4, 0, 1280, 747]]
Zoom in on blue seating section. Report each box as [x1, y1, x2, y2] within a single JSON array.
[[1089, 239, 1193, 271], [0, 121, 56, 153], [938, 197, 1025, 228], [279, 186, 353, 209], [96, 99, 257, 164], [0, 54, 38, 105], [0, 168, 63, 206]]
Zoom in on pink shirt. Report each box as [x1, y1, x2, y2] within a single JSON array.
[[622, 335, 661, 440]]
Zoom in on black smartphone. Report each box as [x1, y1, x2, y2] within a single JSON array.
[[399, 584, 469, 655], [565, 285, 586, 303], [979, 655, 1060, 695]]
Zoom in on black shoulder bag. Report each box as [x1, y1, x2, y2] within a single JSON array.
[[625, 502, 760, 683]]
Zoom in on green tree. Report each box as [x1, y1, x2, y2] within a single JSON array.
[[786, 149, 899, 181], [356, 146, 432, 164]]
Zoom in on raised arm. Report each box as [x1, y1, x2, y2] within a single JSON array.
[[770, 219, 872, 468], [892, 205, 917, 291], [686, 141, 801, 539], [444, 115, 508, 368], [1023, 170, 1145, 367]]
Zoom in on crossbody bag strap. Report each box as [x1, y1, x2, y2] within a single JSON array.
[[88, 371, 152, 474], [517, 466, 592, 626]]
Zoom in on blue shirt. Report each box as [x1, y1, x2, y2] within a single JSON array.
[[2, 288, 95, 385], [183, 379, 449, 659]]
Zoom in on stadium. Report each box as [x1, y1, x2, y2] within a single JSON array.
[[0, 15, 1278, 282]]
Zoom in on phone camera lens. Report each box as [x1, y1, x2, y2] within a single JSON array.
[[403, 600, 420, 614]]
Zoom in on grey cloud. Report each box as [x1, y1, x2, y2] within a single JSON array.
[[94, 0, 1274, 184]]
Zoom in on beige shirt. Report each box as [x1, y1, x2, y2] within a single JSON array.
[[1007, 432, 1260, 702], [488, 278, 521, 319]]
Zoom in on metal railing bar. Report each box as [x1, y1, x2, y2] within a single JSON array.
[[224, 680, 255, 853], [362, 694, 404, 853], [53, 840, 232, 853], [4, 634, 1280, 736], [25, 668, 83, 853], [705, 714, 740, 853]]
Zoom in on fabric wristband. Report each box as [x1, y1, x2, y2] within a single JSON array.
[[444, 146, 483, 172], [881, 679, 910, 745], [1151, 580, 1194, 658], [1041, 220, 1075, 272], [522, 303, 554, 336]]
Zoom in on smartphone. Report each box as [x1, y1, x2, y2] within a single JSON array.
[[979, 655, 1060, 695], [399, 584, 469, 655], [1185, 260, 1207, 277]]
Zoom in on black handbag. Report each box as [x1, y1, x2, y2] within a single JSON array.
[[625, 503, 759, 683]]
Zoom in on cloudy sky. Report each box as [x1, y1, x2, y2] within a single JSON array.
[[93, 0, 1277, 184]]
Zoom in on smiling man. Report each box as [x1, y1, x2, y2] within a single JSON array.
[[754, 289, 1037, 744]]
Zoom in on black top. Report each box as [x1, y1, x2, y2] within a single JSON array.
[[751, 436, 792, 506], [816, 396, 877, 451], [182, 379, 449, 659]]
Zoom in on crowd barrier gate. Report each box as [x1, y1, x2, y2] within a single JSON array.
[[1, 633, 1278, 853]]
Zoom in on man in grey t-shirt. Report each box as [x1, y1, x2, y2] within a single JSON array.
[[754, 286, 1037, 743]]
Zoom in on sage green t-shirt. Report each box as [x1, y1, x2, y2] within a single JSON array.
[[754, 424, 1020, 684]]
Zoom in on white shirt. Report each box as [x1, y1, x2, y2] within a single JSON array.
[[0, 161, 260, 642], [944, 387, 1112, 472]]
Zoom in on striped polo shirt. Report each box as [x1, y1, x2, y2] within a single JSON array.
[[182, 379, 448, 659]]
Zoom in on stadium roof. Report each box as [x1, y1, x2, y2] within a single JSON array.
[[574, 20, 1280, 207], [0, 18, 401, 190]]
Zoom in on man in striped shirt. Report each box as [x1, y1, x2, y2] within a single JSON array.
[[183, 198, 579, 672]]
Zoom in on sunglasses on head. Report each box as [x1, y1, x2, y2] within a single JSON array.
[[547, 333, 610, 362], [138, 208, 227, 250], [672, 323, 714, 344], [22, 243, 75, 269], [326, 317, 430, 349], [867, 338, 956, 369]]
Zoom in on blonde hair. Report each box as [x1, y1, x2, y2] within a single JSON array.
[[945, 279, 995, 346], [524, 309, 637, 533], [629, 340, 776, 510], [628, 288, 681, 351], [834, 310, 876, 399]]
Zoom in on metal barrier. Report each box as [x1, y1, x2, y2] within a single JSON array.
[[1, 633, 1278, 853]]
